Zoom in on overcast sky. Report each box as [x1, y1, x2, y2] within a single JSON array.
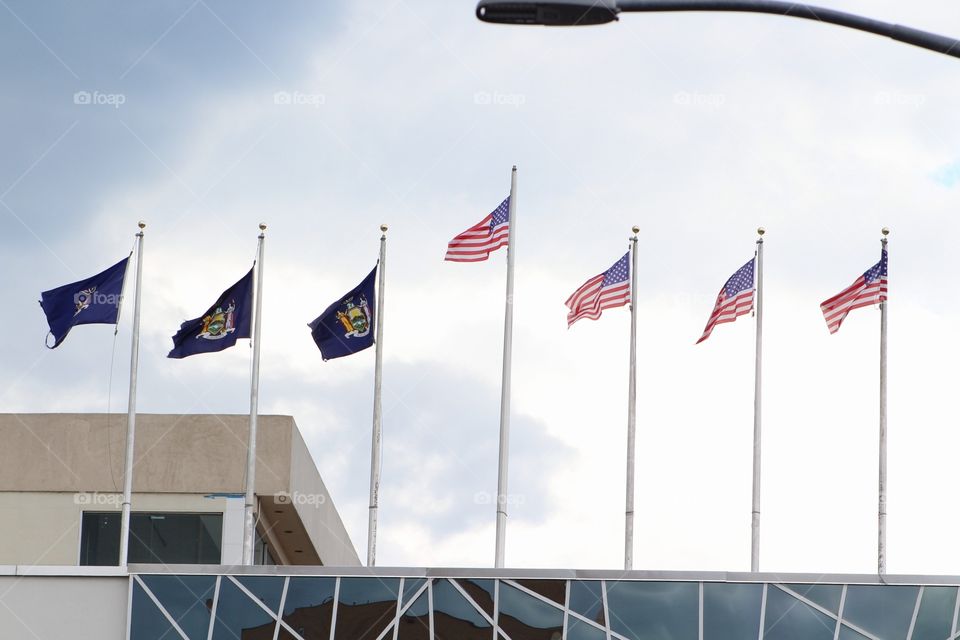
[[2, 0, 959, 574]]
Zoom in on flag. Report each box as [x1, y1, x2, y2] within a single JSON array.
[[697, 258, 755, 344], [309, 266, 377, 361], [820, 249, 888, 334], [565, 252, 631, 327], [167, 269, 253, 359], [445, 196, 510, 262], [39, 257, 129, 348]]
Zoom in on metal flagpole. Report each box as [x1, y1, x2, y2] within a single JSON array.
[[242, 223, 267, 566], [367, 224, 388, 567], [624, 226, 639, 571], [494, 165, 517, 569], [878, 226, 889, 575], [119, 221, 145, 567], [751, 227, 765, 572]]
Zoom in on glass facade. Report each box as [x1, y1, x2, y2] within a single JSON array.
[[130, 574, 960, 640]]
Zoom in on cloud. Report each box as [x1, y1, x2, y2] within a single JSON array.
[[931, 159, 960, 187]]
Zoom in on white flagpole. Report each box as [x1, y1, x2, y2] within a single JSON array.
[[119, 221, 145, 567], [751, 226, 765, 572], [367, 224, 388, 567], [878, 226, 889, 575], [624, 226, 639, 571], [494, 165, 517, 569], [242, 223, 267, 566]]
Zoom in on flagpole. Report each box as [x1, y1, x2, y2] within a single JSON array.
[[242, 223, 266, 566], [751, 227, 764, 572], [624, 225, 639, 571], [495, 165, 517, 569], [118, 221, 145, 567], [367, 224, 388, 567], [878, 226, 889, 575]]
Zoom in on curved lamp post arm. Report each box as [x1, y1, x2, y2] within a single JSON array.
[[618, 0, 960, 58], [476, 0, 960, 60]]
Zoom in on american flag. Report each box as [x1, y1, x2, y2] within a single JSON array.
[[820, 249, 888, 334], [565, 252, 631, 327], [697, 258, 755, 344], [444, 197, 510, 262]]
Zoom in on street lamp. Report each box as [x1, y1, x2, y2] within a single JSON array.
[[475, 0, 960, 59]]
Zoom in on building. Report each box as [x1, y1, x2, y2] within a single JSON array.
[[0, 413, 359, 567], [1, 414, 952, 639], [1, 565, 957, 639]]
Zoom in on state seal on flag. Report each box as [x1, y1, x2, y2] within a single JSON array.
[[336, 295, 371, 338], [197, 300, 237, 340]]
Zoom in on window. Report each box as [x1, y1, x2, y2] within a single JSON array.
[[80, 512, 222, 565]]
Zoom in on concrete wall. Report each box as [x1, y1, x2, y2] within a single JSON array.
[[0, 573, 127, 639], [0, 414, 360, 566]]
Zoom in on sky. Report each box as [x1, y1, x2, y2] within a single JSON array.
[[1, 0, 959, 574]]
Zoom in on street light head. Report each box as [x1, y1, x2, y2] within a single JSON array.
[[476, 0, 618, 26]]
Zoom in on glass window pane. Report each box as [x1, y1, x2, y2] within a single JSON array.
[[606, 581, 698, 640], [497, 581, 563, 640], [454, 578, 496, 617], [236, 576, 284, 615], [129, 513, 222, 564], [568, 617, 607, 640], [912, 586, 956, 640], [211, 577, 277, 640], [277, 625, 299, 640], [841, 585, 919, 640], [569, 581, 605, 625], [763, 586, 835, 640], [403, 579, 427, 608], [131, 579, 181, 640], [141, 575, 216, 640], [334, 578, 400, 640], [703, 583, 762, 640], [434, 579, 491, 640], [281, 577, 337, 639], [515, 579, 566, 606], [80, 512, 120, 566], [397, 591, 430, 640], [783, 584, 843, 614], [837, 625, 870, 640]]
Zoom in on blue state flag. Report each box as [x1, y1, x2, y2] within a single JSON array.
[[309, 266, 377, 361], [168, 268, 253, 359], [39, 257, 129, 348]]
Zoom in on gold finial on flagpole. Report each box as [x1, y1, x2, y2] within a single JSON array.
[[631, 225, 640, 235], [757, 227, 765, 237], [259, 223, 267, 231], [881, 227, 890, 236], [380, 224, 388, 233], [138, 221, 146, 230]]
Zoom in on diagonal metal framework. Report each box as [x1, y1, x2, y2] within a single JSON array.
[[130, 572, 960, 640]]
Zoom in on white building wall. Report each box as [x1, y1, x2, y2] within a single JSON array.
[[0, 574, 127, 639]]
